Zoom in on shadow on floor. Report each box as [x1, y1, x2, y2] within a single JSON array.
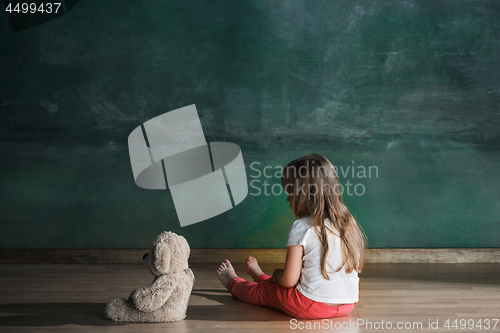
[[0, 293, 292, 326], [0, 302, 126, 327], [189, 288, 292, 321]]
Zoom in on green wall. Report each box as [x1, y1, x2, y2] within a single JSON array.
[[1, 0, 499, 249]]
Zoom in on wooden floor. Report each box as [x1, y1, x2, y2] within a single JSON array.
[[0, 263, 499, 332]]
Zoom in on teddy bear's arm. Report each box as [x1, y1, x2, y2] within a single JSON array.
[[130, 275, 177, 312]]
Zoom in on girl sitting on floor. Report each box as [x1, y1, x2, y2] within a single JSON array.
[[216, 153, 367, 319]]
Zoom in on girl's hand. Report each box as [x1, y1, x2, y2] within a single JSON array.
[[269, 268, 284, 283]]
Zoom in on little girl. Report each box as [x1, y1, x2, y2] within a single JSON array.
[[217, 153, 366, 319]]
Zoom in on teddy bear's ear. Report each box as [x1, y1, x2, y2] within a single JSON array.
[[153, 242, 170, 275]]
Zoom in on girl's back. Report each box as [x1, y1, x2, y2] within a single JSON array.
[[287, 216, 359, 304]]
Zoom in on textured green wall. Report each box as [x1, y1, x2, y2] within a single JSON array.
[[1, 0, 499, 249]]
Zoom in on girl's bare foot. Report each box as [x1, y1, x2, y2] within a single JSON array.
[[216, 259, 238, 291], [244, 256, 265, 282]]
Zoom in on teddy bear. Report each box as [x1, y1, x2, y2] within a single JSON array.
[[105, 231, 195, 322]]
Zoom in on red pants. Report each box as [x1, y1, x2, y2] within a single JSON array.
[[228, 274, 356, 319]]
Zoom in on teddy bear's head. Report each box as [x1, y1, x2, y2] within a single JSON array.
[[142, 231, 190, 276]]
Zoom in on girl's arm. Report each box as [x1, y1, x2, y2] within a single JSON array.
[[270, 245, 303, 288]]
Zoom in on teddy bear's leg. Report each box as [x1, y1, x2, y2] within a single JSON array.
[[105, 298, 135, 321], [105, 298, 148, 322], [106, 297, 188, 323], [106, 298, 169, 322], [105, 298, 127, 321]]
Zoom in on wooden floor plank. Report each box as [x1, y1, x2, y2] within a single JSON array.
[[0, 263, 499, 332]]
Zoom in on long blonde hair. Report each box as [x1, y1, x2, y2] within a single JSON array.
[[281, 153, 366, 278]]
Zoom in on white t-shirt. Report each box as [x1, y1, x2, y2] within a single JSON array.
[[287, 216, 359, 304]]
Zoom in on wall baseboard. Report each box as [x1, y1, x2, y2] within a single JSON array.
[[0, 248, 499, 264]]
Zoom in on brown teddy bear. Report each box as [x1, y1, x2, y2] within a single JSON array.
[[105, 231, 195, 322]]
